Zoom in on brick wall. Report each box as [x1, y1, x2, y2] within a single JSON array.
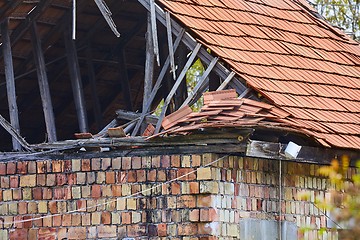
[[0, 154, 343, 239]]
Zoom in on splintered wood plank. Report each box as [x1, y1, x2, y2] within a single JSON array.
[[150, 0, 160, 65]]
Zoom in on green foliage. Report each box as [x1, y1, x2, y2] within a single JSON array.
[[316, 156, 360, 239], [313, 0, 360, 40], [186, 58, 205, 112]]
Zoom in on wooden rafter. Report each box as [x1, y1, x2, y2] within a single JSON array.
[[154, 43, 202, 134], [131, 29, 185, 136], [30, 22, 57, 142], [64, 29, 89, 133], [1, 20, 22, 151], [137, 0, 254, 97], [0, 0, 24, 24]]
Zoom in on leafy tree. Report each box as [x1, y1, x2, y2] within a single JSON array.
[[311, 0, 360, 40]]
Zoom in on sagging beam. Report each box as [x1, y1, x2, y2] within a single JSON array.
[[30, 22, 57, 142], [94, 0, 120, 37], [155, 43, 202, 134], [1, 20, 22, 151], [64, 29, 88, 133], [131, 29, 185, 136], [137, 0, 254, 98]]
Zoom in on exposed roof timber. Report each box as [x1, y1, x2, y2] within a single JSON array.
[[137, 0, 255, 98], [246, 140, 360, 167], [0, 0, 24, 24]]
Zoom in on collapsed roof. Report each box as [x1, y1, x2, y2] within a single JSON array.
[[0, 0, 359, 152]]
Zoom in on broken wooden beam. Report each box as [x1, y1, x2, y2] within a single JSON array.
[[116, 109, 158, 125]]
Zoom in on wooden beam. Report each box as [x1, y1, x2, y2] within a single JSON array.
[[131, 29, 185, 136], [1, 20, 22, 151], [181, 57, 218, 108], [30, 22, 57, 142], [64, 29, 88, 133], [166, 11, 176, 80], [137, 0, 255, 98], [143, 13, 155, 113], [116, 109, 158, 125], [86, 44, 102, 131], [154, 43, 202, 134], [217, 71, 236, 91], [150, 0, 160, 66], [94, 0, 120, 37]]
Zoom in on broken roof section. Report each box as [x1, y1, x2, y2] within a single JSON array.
[[157, 0, 360, 150]]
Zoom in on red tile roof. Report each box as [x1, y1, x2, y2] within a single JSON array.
[[158, 0, 360, 150]]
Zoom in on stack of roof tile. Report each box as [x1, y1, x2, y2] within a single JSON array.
[[162, 89, 324, 144], [158, 0, 360, 149]]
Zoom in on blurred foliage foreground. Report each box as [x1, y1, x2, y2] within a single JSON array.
[[301, 156, 360, 239]]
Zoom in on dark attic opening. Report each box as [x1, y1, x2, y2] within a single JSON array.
[[0, 0, 181, 151]]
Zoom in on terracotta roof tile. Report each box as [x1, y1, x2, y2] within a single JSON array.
[[158, 0, 360, 149]]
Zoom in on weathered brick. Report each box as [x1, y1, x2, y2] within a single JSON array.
[[72, 159, 81, 172], [37, 161, 51, 174], [102, 158, 111, 170], [7, 162, 16, 174], [23, 188, 32, 200], [68, 227, 86, 239], [127, 198, 137, 210], [177, 168, 196, 180], [98, 225, 117, 238], [9, 229, 28, 240], [102, 185, 112, 197], [19, 202, 27, 214], [96, 172, 105, 184], [38, 228, 56, 240], [28, 202, 37, 214], [112, 157, 121, 169], [91, 212, 101, 225], [161, 155, 171, 168], [1, 176, 9, 188], [82, 213, 91, 226], [76, 172, 86, 185], [178, 223, 198, 236], [72, 214, 82, 226], [38, 201, 48, 213], [20, 175, 36, 187], [46, 174, 56, 186], [91, 185, 101, 198], [105, 172, 115, 184], [91, 158, 101, 171], [9, 176, 19, 188], [0, 230, 8, 240], [3, 189, 12, 201], [122, 157, 131, 170], [147, 169, 157, 181], [200, 208, 218, 222], [81, 159, 91, 171], [121, 212, 131, 224], [171, 155, 181, 167], [200, 181, 219, 194], [142, 156, 152, 168], [32, 188, 42, 200], [17, 162, 28, 174], [197, 167, 213, 180], [87, 172, 96, 184], [56, 174, 67, 186], [0, 163, 6, 175], [189, 209, 200, 222], [52, 160, 64, 173], [101, 211, 111, 224], [112, 185, 122, 197]]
